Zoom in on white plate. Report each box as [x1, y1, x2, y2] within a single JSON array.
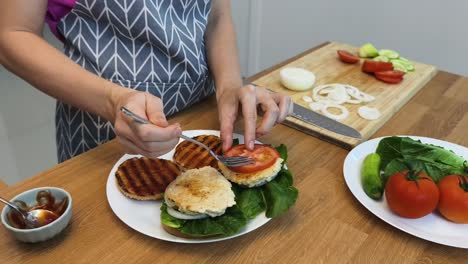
[[106, 130, 271, 243], [343, 136, 468, 248]]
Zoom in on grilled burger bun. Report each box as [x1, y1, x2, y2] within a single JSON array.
[[173, 135, 222, 170], [218, 157, 284, 187], [162, 166, 236, 237], [115, 157, 180, 200]]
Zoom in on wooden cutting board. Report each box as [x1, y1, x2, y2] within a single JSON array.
[[252, 42, 438, 149]]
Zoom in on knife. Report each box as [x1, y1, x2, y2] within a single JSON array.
[[244, 81, 362, 139], [289, 103, 362, 139]]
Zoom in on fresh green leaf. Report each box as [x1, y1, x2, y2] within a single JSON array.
[[263, 170, 298, 218], [232, 138, 240, 147], [180, 206, 247, 237], [377, 137, 467, 183], [275, 167, 294, 186], [160, 203, 185, 228], [275, 144, 288, 163], [376, 136, 404, 169], [235, 186, 266, 219]]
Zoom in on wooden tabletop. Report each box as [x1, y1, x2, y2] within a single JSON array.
[[1, 43, 468, 264]]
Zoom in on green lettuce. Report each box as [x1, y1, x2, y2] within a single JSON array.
[[160, 144, 298, 237], [376, 136, 467, 182]]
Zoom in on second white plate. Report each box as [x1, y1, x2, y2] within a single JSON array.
[[343, 136, 468, 248]]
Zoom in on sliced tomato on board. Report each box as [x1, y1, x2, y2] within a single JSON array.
[[375, 74, 403, 84], [362, 60, 393, 73], [337, 50, 360, 64], [375, 70, 406, 79], [225, 144, 280, 173]]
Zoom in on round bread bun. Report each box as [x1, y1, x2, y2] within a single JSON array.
[[173, 135, 222, 170], [164, 166, 236, 217], [115, 157, 181, 200]]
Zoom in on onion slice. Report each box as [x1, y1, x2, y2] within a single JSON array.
[[280, 67, 316, 91], [321, 103, 349, 120], [302, 95, 313, 102], [358, 106, 381, 120]]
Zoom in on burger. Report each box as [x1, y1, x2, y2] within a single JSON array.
[[161, 166, 242, 238]]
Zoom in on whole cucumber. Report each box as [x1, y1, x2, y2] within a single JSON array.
[[361, 153, 383, 200]]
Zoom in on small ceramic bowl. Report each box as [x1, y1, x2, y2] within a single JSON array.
[[1, 187, 73, 243]]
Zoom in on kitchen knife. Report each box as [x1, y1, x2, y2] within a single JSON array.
[[244, 81, 362, 139], [290, 103, 362, 139]]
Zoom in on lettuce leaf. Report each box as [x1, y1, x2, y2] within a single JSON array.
[[262, 167, 298, 218], [160, 203, 185, 228], [233, 185, 266, 220], [377, 136, 467, 182], [179, 205, 247, 237]]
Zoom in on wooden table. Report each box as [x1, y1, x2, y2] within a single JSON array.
[[1, 44, 467, 264]]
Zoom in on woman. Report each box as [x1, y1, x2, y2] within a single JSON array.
[[0, 0, 291, 162]]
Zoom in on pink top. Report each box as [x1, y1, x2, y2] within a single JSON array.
[[45, 0, 76, 41]]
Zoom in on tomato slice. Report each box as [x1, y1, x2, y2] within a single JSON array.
[[224, 144, 280, 173], [375, 74, 403, 84], [337, 50, 360, 64], [375, 70, 405, 79], [362, 60, 393, 73]]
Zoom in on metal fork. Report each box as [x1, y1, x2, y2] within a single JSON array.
[[120, 107, 254, 167]]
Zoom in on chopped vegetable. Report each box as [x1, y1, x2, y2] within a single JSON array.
[[359, 43, 379, 58], [321, 103, 349, 120], [362, 60, 394, 73], [302, 95, 313, 103], [358, 106, 381, 120], [337, 50, 360, 64], [378, 49, 400, 59]]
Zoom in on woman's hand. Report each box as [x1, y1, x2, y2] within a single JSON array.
[[112, 90, 182, 158], [217, 84, 292, 152]]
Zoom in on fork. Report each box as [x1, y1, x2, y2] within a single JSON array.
[[120, 107, 254, 167]]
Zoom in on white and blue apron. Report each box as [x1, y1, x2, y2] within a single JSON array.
[[55, 0, 215, 162]]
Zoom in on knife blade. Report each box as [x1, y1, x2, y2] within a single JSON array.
[[244, 81, 362, 138], [290, 103, 362, 139]]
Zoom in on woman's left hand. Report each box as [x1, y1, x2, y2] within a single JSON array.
[[217, 84, 292, 152]]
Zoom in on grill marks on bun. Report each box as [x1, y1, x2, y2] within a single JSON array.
[[115, 157, 181, 200], [173, 135, 222, 170]]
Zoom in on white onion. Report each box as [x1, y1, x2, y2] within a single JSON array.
[[280, 67, 316, 91], [302, 95, 313, 102], [309, 102, 325, 111], [358, 106, 381, 120], [321, 103, 349, 120], [167, 206, 208, 220]]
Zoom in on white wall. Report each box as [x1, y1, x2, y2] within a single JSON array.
[[244, 0, 468, 77], [0, 28, 59, 185]]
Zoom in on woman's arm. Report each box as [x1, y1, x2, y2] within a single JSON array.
[[0, 0, 181, 158], [205, 0, 291, 151]]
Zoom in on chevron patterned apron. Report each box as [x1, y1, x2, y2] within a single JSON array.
[[55, 0, 215, 162]]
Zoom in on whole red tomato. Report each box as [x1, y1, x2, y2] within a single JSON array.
[[385, 170, 439, 218], [437, 175, 468, 223]]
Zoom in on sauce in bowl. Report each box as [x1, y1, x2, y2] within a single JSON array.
[[7, 190, 68, 229]]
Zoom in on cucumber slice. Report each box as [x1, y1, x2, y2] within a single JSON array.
[[391, 58, 415, 72], [359, 43, 379, 58], [379, 49, 400, 59], [398, 57, 411, 63], [391, 61, 408, 73], [373, 55, 390, 62]]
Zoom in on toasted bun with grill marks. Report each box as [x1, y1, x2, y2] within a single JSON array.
[[115, 157, 180, 200], [173, 135, 222, 170]]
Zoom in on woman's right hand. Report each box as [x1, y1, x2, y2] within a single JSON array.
[[112, 90, 182, 158]]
